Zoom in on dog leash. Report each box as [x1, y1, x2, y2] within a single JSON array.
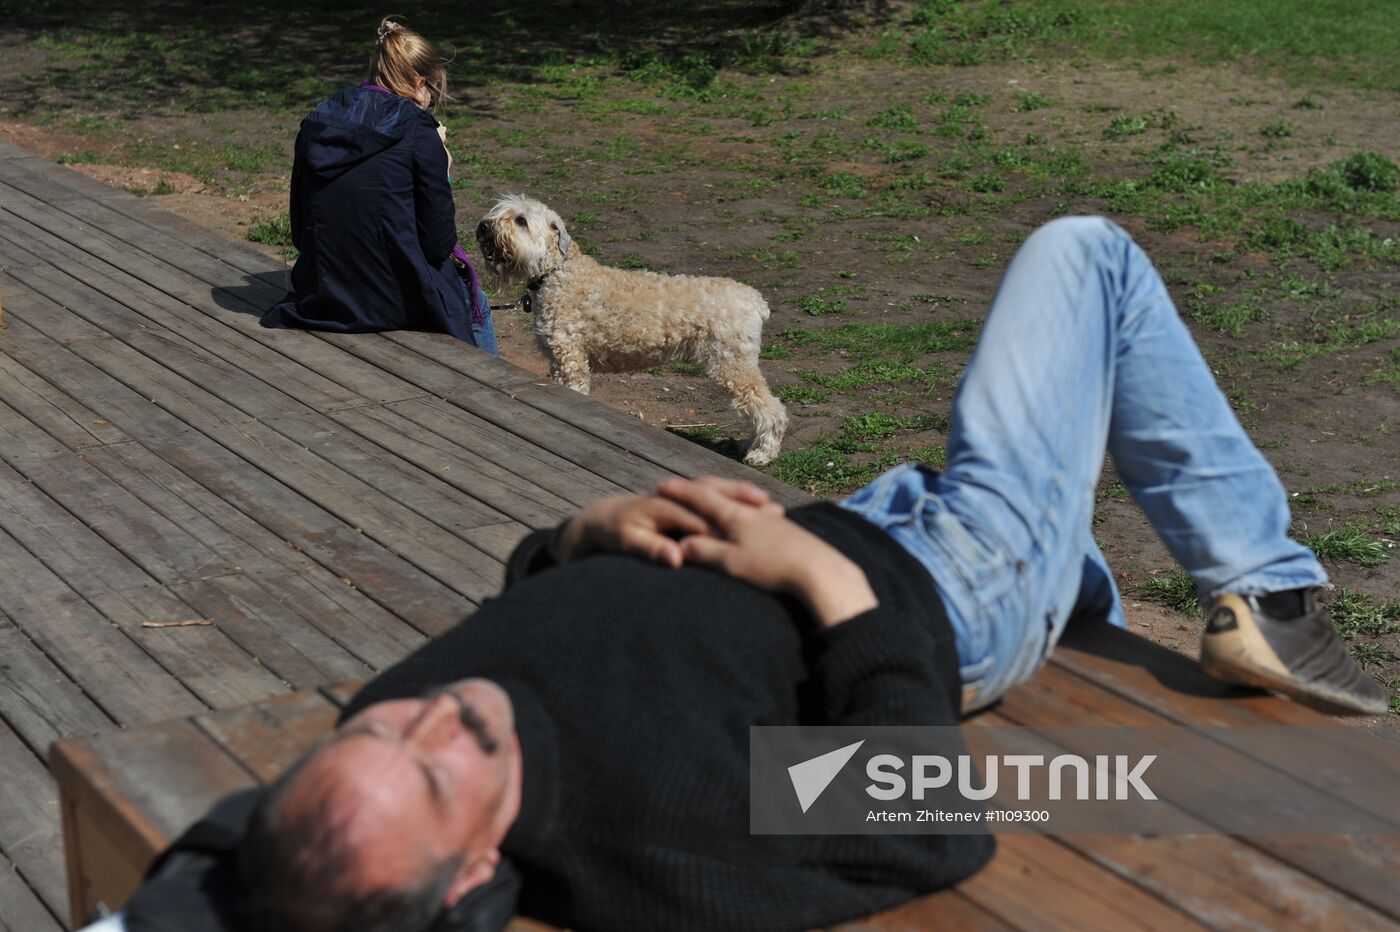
[[490, 274, 551, 313]]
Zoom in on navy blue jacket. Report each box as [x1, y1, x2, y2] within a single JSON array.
[[263, 86, 478, 343]]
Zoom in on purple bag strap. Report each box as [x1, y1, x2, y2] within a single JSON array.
[[452, 244, 488, 325]]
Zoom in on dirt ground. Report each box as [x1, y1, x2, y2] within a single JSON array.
[[2, 13, 1396, 717]]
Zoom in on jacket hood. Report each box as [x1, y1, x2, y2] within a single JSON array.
[[297, 85, 424, 178]]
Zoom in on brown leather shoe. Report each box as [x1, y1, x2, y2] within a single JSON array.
[[1200, 591, 1389, 716]]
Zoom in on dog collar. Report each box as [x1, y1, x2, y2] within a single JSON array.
[[491, 274, 551, 314]]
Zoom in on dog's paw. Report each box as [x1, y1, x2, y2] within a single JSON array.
[[743, 449, 776, 467]]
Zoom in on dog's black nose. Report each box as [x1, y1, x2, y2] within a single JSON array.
[[475, 220, 490, 238]]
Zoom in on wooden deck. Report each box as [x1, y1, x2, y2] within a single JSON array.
[[0, 140, 802, 930], [2, 141, 1398, 931]]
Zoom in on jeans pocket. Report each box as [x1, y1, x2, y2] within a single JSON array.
[[913, 494, 1020, 668]]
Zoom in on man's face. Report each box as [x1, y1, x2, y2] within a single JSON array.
[[284, 678, 523, 903]]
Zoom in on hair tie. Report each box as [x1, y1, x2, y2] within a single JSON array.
[[376, 19, 404, 46]]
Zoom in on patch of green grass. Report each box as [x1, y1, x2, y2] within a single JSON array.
[[70, 113, 124, 133], [795, 294, 845, 315], [1104, 114, 1152, 139], [1186, 294, 1269, 336], [898, 0, 1400, 94], [1132, 569, 1200, 618], [1372, 347, 1400, 392], [1301, 527, 1389, 566], [1012, 91, 1052, 111], [766, 413, 951, 495], [767, 441, 878, 494], [775, 320, 981, 363], [799, 361, 943, 394], [1259, 120, 1294, 138], [820, 171, 868, 198], [834, 411, 948, 452], [247, 211, 293, 248], [861, 138, 931, 163], [55, 150, 105, 165], [1104, 109, 1177, 140], [1348, 641, 1398, 670], [867, 104, 918, 132], [776, 384, 830, 405], [1330, 589, 1400, 640], [1337, 151, 1399, 193], [617, 252, 661, 271], [670, 362, 706, 377]]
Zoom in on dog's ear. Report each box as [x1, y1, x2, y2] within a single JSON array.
[[552, 220, 572, 258]]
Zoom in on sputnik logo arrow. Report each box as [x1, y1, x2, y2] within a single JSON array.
[[788, 740, 865, 813]]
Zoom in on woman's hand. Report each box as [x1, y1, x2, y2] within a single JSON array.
[[435, 122, 453, 174], [552, 477, 782, 569], [656, 478, 878, 627]]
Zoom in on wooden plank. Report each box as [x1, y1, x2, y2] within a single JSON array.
[[0, 611, 114, 752], [0, 452, 297, 706], [345, 400, 611, 517], [0, 851, 63, 932], [258, 409, 529, 561], [81, 442, 428, 671], [3, 244, 575, 544], [0, 158, 279, 285], [0, 517, 203, 727], [994, 662, 1400, 919], [836, 890, 1015, 930], [0, 446, 235, 587], [0, 314, 475, 633], [0, 172, 770, 511], [1054, 621, 1328, 725], [956, 832, 1207, 931], [969, 694, 1399, 931], [325, 334, 681, 494], [195, 688, 341, 784], [384, 329, 809, 505], [1053, 623, 1399, 818], [0, 192, 419, 406], [50, 722, 255, 924], [0, 342, 428, 673], [3, 283, 512, 604], [0, 720, 67, 918], [0, 186, 786, 505], [319, 680, 366, 710], [0, 140, 36, 161], [0, 351, 129, 453], [379, 395, 628, 504], [166, 572, 374, 685], [6, 248, 365, 414]]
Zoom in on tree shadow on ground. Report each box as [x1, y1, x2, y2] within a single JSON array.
[[0, 0, 893, 121]]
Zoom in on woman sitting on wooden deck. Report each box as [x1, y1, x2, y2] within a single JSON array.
[[261, 17, 497, 355], [106, 217, 1383, 932]]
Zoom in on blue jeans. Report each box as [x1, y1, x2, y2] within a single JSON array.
[[840, 217, 1326, 711], [470, 288, 499, 356]]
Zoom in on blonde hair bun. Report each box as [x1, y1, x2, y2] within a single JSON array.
[[376, 17, 404, 45], [367, 16, 448, 110]]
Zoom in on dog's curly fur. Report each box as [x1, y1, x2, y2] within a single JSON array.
[[476, 195, 787, 465]]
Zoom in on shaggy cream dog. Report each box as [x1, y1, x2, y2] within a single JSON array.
[[475, 194, 788, 465]]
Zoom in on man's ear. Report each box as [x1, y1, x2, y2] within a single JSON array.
[[444, 848, 501, 907]]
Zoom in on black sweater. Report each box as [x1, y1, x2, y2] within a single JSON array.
[[344, 503, 995, 931]]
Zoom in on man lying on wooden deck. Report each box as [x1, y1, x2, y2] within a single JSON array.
[[106, 218, 1383, 932]]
